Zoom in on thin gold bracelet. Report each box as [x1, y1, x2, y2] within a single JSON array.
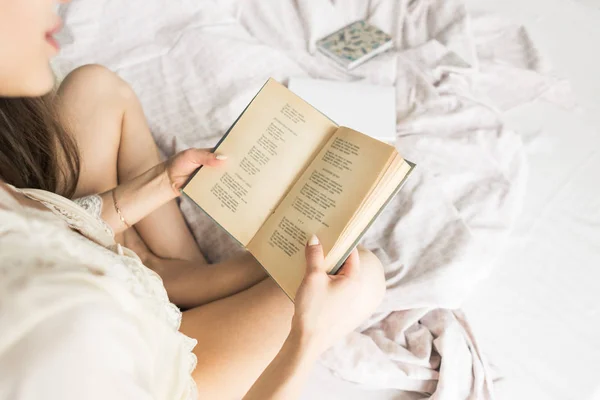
[[111, 189, 131, 229]]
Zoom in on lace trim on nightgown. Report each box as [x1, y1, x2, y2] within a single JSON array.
[[14, 189, 187, 328], [73, 195, 114, 237], [3, 186, 198, 399]]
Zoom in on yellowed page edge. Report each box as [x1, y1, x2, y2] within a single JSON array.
[[327, 156, 410, 268]]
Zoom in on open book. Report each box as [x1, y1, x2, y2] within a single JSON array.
[[183, 78, 414, 300]]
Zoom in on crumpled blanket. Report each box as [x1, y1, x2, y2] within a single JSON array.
[[53, 0, 568, 397]]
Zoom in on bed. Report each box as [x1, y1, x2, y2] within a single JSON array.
[[53, 0, 600, 398], [461, 0, 600, 399]]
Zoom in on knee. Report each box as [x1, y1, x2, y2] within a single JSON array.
[[57, 64, 135, 106], [357, 247, 386, 301]]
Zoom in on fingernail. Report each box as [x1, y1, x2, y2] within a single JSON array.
[[307, 234, 319, 246], [215, 154, 228, 160]]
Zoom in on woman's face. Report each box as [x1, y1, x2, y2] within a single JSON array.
[[0, 0, 68, 97]]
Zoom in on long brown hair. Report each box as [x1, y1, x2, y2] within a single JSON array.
[[0, 93, 80, 198]]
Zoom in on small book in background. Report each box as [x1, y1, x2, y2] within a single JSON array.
[[183, 78, 414, 301], [288, 77, 397, 143], [316, 20, 393, 70]]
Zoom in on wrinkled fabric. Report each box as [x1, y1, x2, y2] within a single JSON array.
[[0, 187, 198, 400], [53, 0, 569, 397]]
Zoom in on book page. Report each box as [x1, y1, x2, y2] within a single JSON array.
[[247, 127, 396, 299], [183, 79, 338, 245]]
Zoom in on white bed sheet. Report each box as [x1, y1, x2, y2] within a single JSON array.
[[303, 0, 600, 398], [51, 0, 599, 398], [462, 0, 600, 399]]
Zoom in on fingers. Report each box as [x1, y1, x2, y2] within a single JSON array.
[[336, 248, 360, 277], [186, 148, 228, 166], [305, 234, 326, 273]]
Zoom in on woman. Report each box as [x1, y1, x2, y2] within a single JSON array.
[[0, 1, 385, 399]]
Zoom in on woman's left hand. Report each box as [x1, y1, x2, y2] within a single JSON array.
[[164, 148, 227, 194], [99, 148, 226, 234]]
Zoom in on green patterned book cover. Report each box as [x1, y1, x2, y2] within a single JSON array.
[[316, 20, 393, 70]]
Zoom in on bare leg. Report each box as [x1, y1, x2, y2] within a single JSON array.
[[54, 64, 388, 398], [56, 64, 266, 308], [56, 64, 203, 262], [181, 247, 384, 399], [182, 277, 294, 399]]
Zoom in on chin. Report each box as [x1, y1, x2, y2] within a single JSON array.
[[2, 71, 55, 98], [26, 69, 57, 97], [0, 62, 56, 98]]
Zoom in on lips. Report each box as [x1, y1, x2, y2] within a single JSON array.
[[45, 21, 62, 50]]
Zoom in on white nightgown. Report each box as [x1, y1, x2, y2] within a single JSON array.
[[0, 185, 198, 400]]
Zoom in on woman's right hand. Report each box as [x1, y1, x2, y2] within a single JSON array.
[[291, 235, 386, 355], [243, 236, 385, 399]]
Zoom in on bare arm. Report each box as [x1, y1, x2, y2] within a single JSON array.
[[243, 330, 319, 400], [146, 252, 268, 309], [243, 238, 385, 399], [96, 149, 225, 235], [97, 164, 175, 234]]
